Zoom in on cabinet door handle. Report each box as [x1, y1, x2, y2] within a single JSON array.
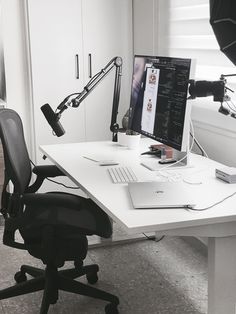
[[88, 53, 92, 78], [75, 54, 79, 79]]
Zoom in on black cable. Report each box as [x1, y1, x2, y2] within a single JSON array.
[[226, 101, 236, 113], [30, 159, 36, 167], [30, 160, 79, 190], [45, 177, 79, 190], [56, 92, 80, 110], [87, 70, 101, 85], [230, 100, 236, 111], [190, 132, 205, 156], [142, 233, 165, 242]]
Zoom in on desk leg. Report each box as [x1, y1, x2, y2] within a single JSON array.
[[208, 236, 236, 314]]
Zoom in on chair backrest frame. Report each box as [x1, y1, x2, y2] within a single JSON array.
[[0, 109, 32, 195]]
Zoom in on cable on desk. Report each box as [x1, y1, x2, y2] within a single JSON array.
[[46, 177, 80, 190], [30, 160, 80, 190], [188, 191, 236, 211], [190, 132, 208, 158], [189, 121, 209, 158], [143, 233, 165, 242]]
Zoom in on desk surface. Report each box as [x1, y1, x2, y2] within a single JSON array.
[[40, 139, 236, 235], [40, 139, 236, 314]]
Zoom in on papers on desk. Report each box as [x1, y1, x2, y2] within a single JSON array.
[[82, 155, 119, 166]]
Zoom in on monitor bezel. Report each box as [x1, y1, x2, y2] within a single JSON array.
[[128, 54, 191, 152]]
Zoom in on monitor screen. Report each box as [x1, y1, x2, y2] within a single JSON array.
[[128, 55, 191, 151]]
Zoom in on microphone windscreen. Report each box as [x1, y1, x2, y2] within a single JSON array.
[[41, 103, 56, 123], [41, 104, 65, 137]]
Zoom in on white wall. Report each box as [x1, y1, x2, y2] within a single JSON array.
[[2, 0, 33, 155], [191, 100, 236, 167], [133, 0, 169, 56], [133, 0, 157, 55]]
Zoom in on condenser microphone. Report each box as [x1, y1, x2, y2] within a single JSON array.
[[41, 103, 65, 137]]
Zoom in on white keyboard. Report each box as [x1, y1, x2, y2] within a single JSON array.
[[108, 167, 138, 184]]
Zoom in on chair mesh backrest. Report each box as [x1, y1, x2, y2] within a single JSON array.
[[0, 109, 32, 194]]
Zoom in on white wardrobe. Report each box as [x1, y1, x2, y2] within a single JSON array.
[[26, 0, 133, 163]]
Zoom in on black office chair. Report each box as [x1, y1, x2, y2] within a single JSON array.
[[0, 109, 119, 314]]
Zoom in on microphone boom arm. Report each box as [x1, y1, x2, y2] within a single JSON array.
[[57, 56, 123, 142]]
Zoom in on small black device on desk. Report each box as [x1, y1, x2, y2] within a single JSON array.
[[141, 149, 161, 157], [141, 146, 176, 164]]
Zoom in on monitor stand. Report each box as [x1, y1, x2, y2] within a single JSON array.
[[140, 149, 190, 171], [172, 150, 188, 166]]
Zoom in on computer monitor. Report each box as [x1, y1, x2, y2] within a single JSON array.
[[128, 55, 191, 156]]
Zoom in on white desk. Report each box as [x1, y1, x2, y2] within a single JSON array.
[[40, 139, 236, 314]]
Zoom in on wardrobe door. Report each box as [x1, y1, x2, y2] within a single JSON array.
[[82, 0, 133, 141], [27, 0, 86, 163]]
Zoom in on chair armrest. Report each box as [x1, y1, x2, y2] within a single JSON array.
[[3, 217, 26, 250], [32, 165, 65, 178], [3, 192, 79, 250], [3, 192, 80, 250], [27, 165, 66, 193], [23, 193, 82, 210]]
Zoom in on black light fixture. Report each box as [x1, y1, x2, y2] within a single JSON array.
[[188, 1, 236, 118], [210, 0, 236, 66]]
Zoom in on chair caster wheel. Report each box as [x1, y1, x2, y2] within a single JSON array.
[[86, 272, 98, 284], [105, 303, 119, 314], [14, 271, 27, 283]]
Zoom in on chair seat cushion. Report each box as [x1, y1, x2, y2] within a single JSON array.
[[19, 193, 112, 263], [26, 228, 88, 263], [22, 192, 112, 238]]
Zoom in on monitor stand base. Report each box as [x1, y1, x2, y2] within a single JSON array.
[[173, 150, 188, 166], [140, 150, 191, 171]]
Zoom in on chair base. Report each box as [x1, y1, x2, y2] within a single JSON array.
[[0, 263, 119, 314]]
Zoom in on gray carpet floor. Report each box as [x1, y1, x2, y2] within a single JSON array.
[[0, 222, 207, 314]]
